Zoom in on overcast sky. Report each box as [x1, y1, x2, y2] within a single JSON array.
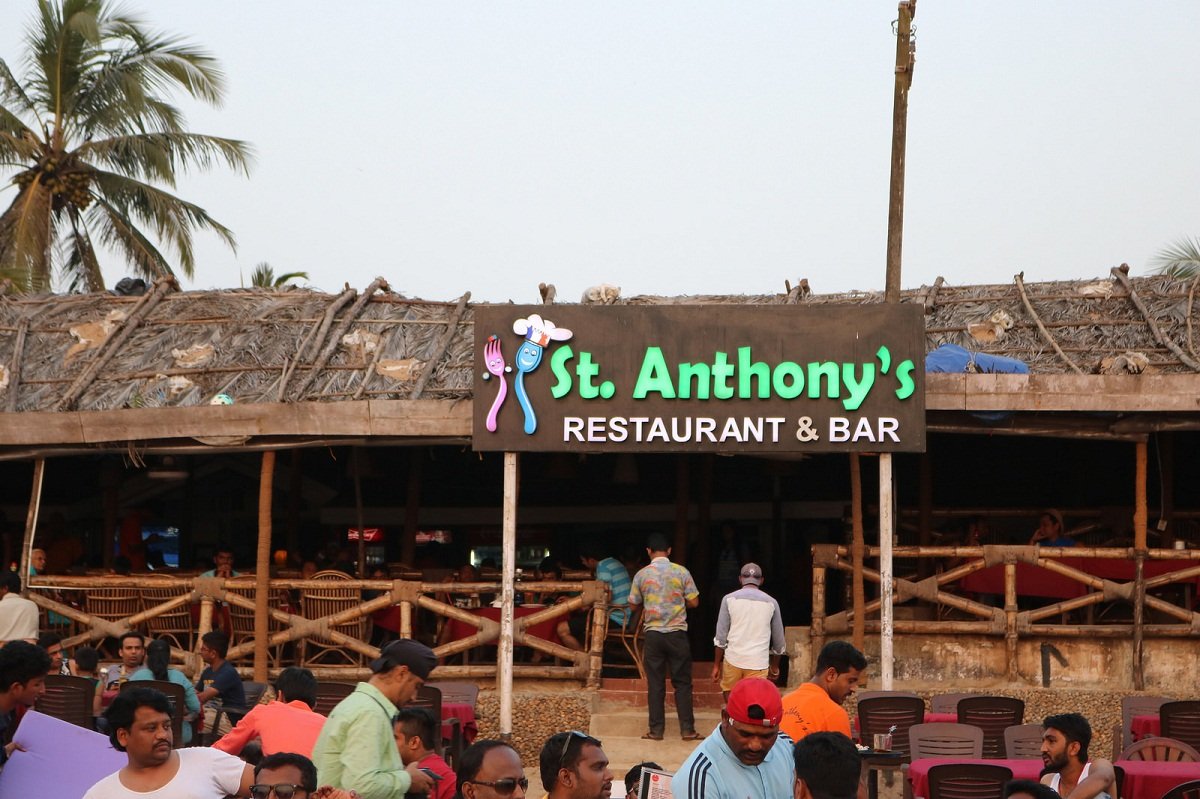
[[2, 1, 1198, 302]]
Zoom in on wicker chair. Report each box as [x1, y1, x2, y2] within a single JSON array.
[[313, 680, 357, 716], [1003, 723, 1044, 759], [226, 585, 291, 668], [926, 763, 1012, 799], [141, 584, 195, 653], [1118, 736, 1200, 762], [86, 588, 143, 655], [300, 570, 368, 666], [857, 694, 925, 759], [1161, 701, 1200, 753], [1112, 695, 1170, 758], [1162, 779, 1200, 799], [908, 723, 984, 760], [957, 696, 1024, 759], [37, 674, 95, 730]]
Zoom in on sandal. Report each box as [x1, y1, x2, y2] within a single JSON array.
[[641, 732, 663, 741], [680, 731, 703, 741]]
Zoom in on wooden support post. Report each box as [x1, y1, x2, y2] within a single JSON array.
[[1134, 439, 1148, 689], [1004, 559, 1018, 678], [674, 455, 690, 562], [19, 458, 45, 591], [402, 448, 422, 565], [885, 0, 916, 303], [850, 454, 865, 650], [254, 451, 275, 683], [499, 452, 519, 741], [1160, 433, 1175, 546], [879, 453, 894, 690], [587, 599, 606, 688], [400, 600, 412, 639], [812, 566, 826, 674]]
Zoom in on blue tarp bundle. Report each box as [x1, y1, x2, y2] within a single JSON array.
[[925, 343, 1029, 421]]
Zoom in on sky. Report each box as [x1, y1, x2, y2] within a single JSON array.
[[1, 1, 1198, 302]]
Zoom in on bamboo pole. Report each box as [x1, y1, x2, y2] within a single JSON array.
[[587, 600, 607, 688], [1004, 560, 1018, 677], [884, 0, 916, 302], [254, 451, 275, 682], [811, 566, 826, 674], [850, 454, 865, 650], [879, 453, 894, 689], [400, 601, 412, 639], [19, 458, 45, 592], [499, 452, 518, 741], [1134, 439, 1149, 689]]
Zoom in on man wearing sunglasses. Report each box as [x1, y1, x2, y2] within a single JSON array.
[[458, 740, 528, 799], [312, 639, 439, 799], [674, 678, 794, 799], [251, 752, 357, 799], [539, 731, 613, 799]]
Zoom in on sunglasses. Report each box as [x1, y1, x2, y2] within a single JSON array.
[[249, 784, 307, 799], [465, 778, 529, 795], [559, 730, 593, 768]]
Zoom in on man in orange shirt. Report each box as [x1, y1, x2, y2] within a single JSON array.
[[213, 666, 327, 758], [779, 641, 866, 741]]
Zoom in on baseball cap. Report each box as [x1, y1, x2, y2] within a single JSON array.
[[369, 639, 438, 680], [726, 678, 782, 727], [739, 563, 763, 586]]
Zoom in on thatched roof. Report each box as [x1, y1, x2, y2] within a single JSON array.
[[0, 267, 1197, 414]]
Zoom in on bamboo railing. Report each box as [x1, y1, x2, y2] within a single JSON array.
[[25, 575, 613, 686], [812, 544, 1200, 684]]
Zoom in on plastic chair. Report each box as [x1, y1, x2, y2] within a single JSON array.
[[407, 684, 463, 766], [931, 692, 981, 714], [427, 681, 479, 708], [1161, 701, 1200, 753], [300, 571, 368, 666], [313, 680, 357, 716], [1003, 723, 1044, 759], [909, 723, 984, 760], [1112, 694, 1170, 758], [121, 678, 189, 747], [956, 696, 1024, 759], [857, 694, 925, 758], [857, 690, 921, 703], [926, 763, 1012, 799], [37, 674, 95, 730], [1161, 778, 1200, 799], [1118, 736, 1200, 762], [1112, 764, 1124, 799]]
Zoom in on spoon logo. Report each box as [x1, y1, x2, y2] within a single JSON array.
[[486, 313, 573, 435]]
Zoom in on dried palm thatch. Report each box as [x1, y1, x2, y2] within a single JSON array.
[[0, 267, 1196, 414]]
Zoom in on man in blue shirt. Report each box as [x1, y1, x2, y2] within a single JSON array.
[[559, 543, 633, 650], [675, 678, 793, 799], [195, 630, 246, 740]]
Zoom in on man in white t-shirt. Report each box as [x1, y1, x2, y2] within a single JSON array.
[[84, 686, 253, 798], [0, 572, 38, 646]]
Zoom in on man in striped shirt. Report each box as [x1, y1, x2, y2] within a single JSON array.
[[674, 678, 793, 799]]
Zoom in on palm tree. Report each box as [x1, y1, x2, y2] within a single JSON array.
[[0, 0, 252, 293], [248, 261, 308, 289], [1150, 238, 1200, 278]]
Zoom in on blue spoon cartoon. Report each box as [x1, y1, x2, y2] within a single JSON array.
[[511, 313, 573, 434]]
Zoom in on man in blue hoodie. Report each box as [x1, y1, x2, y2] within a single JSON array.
[[673, 678, 793, 799]]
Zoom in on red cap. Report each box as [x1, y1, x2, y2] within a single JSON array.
[[726, 678, 782, 727]]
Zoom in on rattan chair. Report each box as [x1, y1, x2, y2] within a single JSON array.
[[226, 585, 291, 668], [957, 696, 1024, 759], [87, 588, 143, 655], [1161, 701, 1200, 753], [926, 763, 1012, 799], [120, 678, 189, 746], [1003, 723, 1044, 759], [1118, 736, 1200, 762], [603, 603, 644, 678], [857, 694, 925, 759], [313, 680, 357, 716], [1161, 778, 1200, 799], [931, 692, 981, 714], [300, 570, 368, 666], [37, 674, 95, 730], [141, 584, 195, 653], [1112, 694, 1170, 759], [908, 723, 985, 760]]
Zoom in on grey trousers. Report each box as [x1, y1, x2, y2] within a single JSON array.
[[643, 629, 695, 736]]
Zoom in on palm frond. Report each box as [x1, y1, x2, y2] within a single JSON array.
[[0, 180, 54, 291], [80, 131, 252, 184], [60, 205, 103, 292], [86, 190, 171, 281], [1149, 238, 1200, 278]]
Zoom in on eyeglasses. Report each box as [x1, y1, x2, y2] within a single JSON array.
[[465, 778, 529, 795], [249, 784, 307, 799], [559, 730, 592, 768]]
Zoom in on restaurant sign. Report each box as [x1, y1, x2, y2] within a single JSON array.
[[472, 305, 925, 453]]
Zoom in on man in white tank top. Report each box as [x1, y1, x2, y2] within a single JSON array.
[[1038, 713, 1115, 799]]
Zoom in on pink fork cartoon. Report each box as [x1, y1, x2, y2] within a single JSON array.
[[482, 335, 511, 432]]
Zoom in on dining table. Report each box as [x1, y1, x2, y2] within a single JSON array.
[[442, 701, 478, 745], [907, 756, 1200, 799], [959, 557, 1199, 600], [906, 757, 1041, 799], [1130, 714, 1161, 741]]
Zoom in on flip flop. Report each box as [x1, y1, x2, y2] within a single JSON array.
[[680, 731, 703, 741], [641, 732, 663, 741]]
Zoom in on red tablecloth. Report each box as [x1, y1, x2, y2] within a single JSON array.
[[1118, 760, 1200, 799], [924, 712, 958, 724], [907, 758, 1042, 799], [447, 605, 560, 645], [960, 558, 1199, 600], [443, 701, 478, 744], [1131, 714, 1161, 741]]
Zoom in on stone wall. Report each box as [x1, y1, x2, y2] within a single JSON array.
[[475, 691, 593, 768]]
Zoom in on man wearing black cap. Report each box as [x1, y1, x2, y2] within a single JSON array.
[[711, 563, 785, 701], [312, 639, 439, 799], [628, 532, 700, 741]]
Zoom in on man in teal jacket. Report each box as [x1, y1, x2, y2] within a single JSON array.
[[313, 639, 439, 799]]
